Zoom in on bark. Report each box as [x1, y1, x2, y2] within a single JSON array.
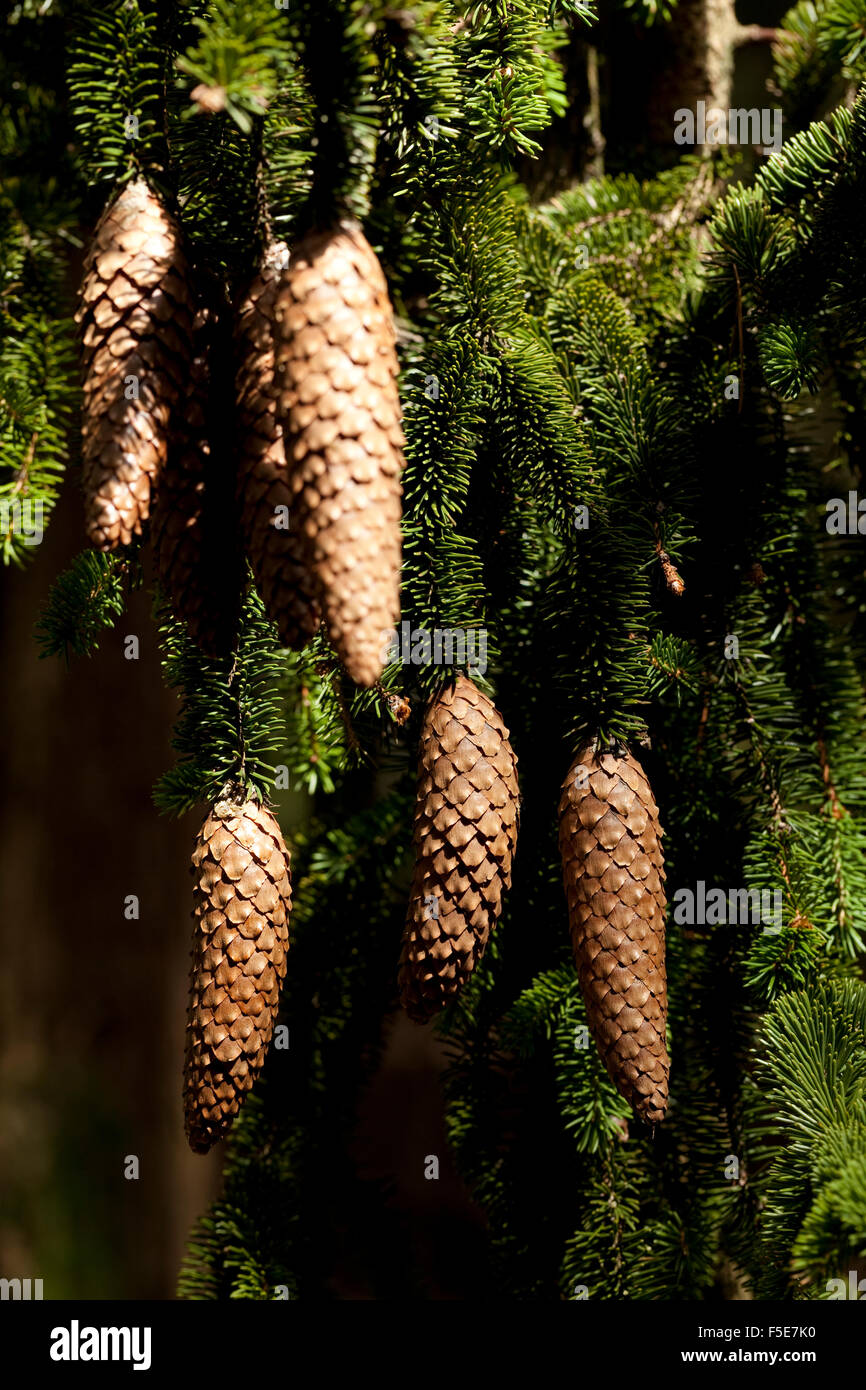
[[647, 0, 779, 147]]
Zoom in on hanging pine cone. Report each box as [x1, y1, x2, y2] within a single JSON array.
[[558, 743, 669, 1126], [151, 306, 241, 656], [183, 796, 292, 1154], [399, 676, 519, 1021], [76, 178, 193, 549], [274, 222, 403, 686], [235, 242, 320, 649]]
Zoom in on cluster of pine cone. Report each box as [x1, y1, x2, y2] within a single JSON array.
[[398, 686, 670, 1128], [77, 179, 404, 1152], [77, 178, 670, 1153], [77, 179, 402, 682]]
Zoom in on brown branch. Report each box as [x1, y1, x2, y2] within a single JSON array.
[[696, 685, 711, 754], [16, 431, 40, 491], [731, 673, 793, 893], [654, 538, 685, 597], [817, 734, 844, 818], [734, 25, 784, 47], [588, 159, 717, 271], [324, 663, 362, 756], [817, 732, 850, 939], [733, 263, 744, 415]]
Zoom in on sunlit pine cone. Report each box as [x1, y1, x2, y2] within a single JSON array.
[[235, 242, 320, 649], [274, 222, 403, 685], [183, 797, 292, 1154], [399, 676, 519, 1020], [558, 743, 669, 1126], [76, 178, 193, 548]]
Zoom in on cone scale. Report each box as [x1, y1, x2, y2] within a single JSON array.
[[274, 222, 404, 686], [183, 797, 292, 1154], [558, 743, 670, 1126], [399, 676, 519, 1020], [76, 178, 193, 549], [235, 242, 320, 649]]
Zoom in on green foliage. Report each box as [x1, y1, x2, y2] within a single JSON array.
[[68, 0, 164, 185], [400, 332, 489, 645], [751, 982, 866, 1294], [280, 639, 403, 795], [744, 920, 827, 1006], [773, 0, 866, 127], [7, 0, 866, 1305], [539, 155, 718, 325], [0, 312, 75, 565], [618, 0, 677, 22], [281, 0, 383, 224], [759, 318, 825, 398], [176, 0, 287, 136], [375, 3, 463, 163], [1, 4, 79, 568], [154, 588, 287, 815], [503, 967, 633, 1151], [707, 92, 866, 401], [455, 1, 572, 156], [36, 551, 134, 661]]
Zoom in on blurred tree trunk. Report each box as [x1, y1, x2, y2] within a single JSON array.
[[0, 479, 221, 1299]]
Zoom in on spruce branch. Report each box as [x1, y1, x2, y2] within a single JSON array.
[[154, 587, 287, 815], [36, 550, 134, 661]]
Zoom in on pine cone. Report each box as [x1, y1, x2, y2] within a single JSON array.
[[558, 744, 669, 1126], [151, 307, 241, 656], [399, 676, 519, 1021], [183, 796, 292, 1154], [76, 178, 193, 549], [235, 243, 320, 649], [274, 222, 404, 686]]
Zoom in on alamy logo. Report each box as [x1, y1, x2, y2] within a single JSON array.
[[381, 622, 488, 675], [0, 1277, 43, 1299], [672, 881, 782, 932], [826, 1271, 866, 1299], [49, 1320, 151, 1371], [674, 101, 783, 153], [825, 492, 866, 534], [0, 497, 43, 547]]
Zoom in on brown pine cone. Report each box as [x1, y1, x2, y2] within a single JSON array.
[[235, 243, 320, 649], [151, 307, 241, 656], [76, 178, 193, 549], [399, 676, 519, 1022], [274, 222, 404, 686], [183, 796, 292, 1154], [558, 744, 669, 1126]]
